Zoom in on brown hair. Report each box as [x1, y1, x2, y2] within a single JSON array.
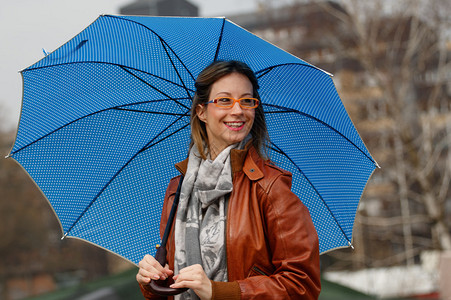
[[190, 60, 270, 160]]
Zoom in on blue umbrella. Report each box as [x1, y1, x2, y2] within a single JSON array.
[[8, 15, 377, 265]]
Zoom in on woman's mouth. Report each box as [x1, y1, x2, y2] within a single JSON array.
[[224, 121, 245, 131]]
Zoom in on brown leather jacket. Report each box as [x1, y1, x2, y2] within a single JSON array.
[[140, 145, 321, 299]]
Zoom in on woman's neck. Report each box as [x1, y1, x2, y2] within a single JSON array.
[[208, 143, 227, 161]]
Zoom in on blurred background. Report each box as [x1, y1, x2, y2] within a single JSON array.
[[1, 0, 450, 299]]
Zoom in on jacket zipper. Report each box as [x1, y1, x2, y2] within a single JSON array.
[[253, 266, 268, 276]]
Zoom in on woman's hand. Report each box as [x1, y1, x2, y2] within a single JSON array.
[[170, 264, 212, 300], [136, 254, 174, 285]]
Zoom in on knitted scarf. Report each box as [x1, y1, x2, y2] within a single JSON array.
[[174, 143, 237, 300]]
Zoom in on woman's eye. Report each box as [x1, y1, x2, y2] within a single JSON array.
[[217, 98, 232, 104]]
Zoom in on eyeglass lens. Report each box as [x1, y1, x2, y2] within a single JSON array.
[[215, 97, 258, 108]]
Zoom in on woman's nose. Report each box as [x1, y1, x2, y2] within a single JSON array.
[[230, 101, 243, 114]]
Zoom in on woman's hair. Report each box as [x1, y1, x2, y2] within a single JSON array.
[[190, 60, 270, 160]]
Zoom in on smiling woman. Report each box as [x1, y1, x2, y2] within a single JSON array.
[[196, 72, 256, 160], [190, 61, 269, 161], [136, 61, 321, 300]]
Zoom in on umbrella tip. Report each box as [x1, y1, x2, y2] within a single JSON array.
[[42, 48, 49, 57], [61, 232, 68, 240], [348, 241, 355, 250], [5, 154, 11, 159]]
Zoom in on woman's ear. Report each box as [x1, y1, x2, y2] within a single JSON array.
[[196, 104, 207, 123]]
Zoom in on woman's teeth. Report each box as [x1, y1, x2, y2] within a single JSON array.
[[225, 122, 244, 128]]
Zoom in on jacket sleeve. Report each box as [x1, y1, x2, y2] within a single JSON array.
[[235, 173, 321, 300]]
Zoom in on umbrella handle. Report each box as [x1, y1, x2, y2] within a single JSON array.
[[148, 246, 188, 296]]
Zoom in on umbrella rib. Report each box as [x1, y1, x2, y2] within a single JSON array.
[[64, 114, 189, 237], [144, 122, 190, 150], [270, 142, 352, 245], [263, 104, 376, 166], [213, 18, 226, 62], [122, 65, 195, 94], [262, 103, 299, 114], [106, 15, 196, 83], [11, 107, 115, 155], [121, 66, 191, 111], [159, 39, 193, 102], [11, 99, 184, 155], [256, 63, 333, 78], [114, 108, 188, 116], [24, 62, 194, 95], [118, 97, 191, 108]]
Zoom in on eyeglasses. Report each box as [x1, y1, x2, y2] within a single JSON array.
[[206, 97, 259, 109]]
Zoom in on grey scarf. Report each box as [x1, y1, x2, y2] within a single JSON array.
[[174, 144, 236, 300]]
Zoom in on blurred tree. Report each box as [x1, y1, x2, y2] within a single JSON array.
[[318, 0, 451, 265]]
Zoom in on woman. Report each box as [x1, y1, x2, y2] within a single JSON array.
[[136, 60, 321, 299]]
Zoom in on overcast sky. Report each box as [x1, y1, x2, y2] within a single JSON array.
[[0, 0, 258, 131]]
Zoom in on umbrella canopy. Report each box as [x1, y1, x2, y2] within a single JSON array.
[[9, 15, 377, 265]]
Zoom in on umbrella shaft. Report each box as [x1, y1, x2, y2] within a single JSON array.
[[160, 175, 184, 249]]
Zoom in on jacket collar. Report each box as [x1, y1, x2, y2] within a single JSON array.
[[174, 141, 264, 181]]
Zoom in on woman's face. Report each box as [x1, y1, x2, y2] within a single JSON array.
[[196, 72, 255, 159]]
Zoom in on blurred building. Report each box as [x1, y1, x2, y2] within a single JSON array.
[[119, 0, 198, 16], [229, 1, 352, 73]]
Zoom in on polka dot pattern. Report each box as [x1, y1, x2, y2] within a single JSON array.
[[267, 112, 375, 253], [11, 15, 377, 263], [70, 128, 190, 263], [259, 64, 371, 159]]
